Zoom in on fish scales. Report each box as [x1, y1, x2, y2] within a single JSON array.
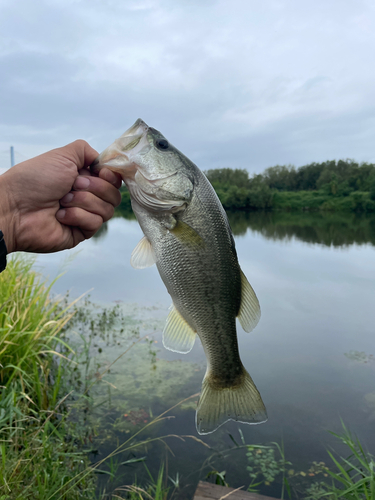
[[153, 172, 243, 381], [90, 119, 267, 434]]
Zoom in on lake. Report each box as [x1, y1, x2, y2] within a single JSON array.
[[34, 211, 375, 498]]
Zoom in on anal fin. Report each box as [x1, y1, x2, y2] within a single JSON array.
[[163, 304, 196, 354], [237, 269, 261, 333]]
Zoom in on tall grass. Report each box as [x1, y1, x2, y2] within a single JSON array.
[[0, 257, 75, 406], [0, 257, 96, 499], [306, 423, 375, 500]]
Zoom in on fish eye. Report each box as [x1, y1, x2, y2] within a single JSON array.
[[156, 138, 169, 151]]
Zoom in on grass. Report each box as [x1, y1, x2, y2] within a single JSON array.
[[113, 464, 170, 500], [202, 424, 374, 500], [0, 257, 76, 400], [0, 257, 97, 499], [304, 423, 375, 500]]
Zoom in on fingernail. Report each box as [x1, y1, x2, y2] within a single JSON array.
[[56, 209, 66, 220], [61, 193, 74, 203], [74, 176, 90, 189]]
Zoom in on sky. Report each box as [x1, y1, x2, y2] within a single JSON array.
[[1, 0, 375, 175]]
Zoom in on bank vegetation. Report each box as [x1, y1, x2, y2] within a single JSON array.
[[116, 159, 375, 213]]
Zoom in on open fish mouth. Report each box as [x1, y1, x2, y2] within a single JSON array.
[[90, 119, 150, 174]]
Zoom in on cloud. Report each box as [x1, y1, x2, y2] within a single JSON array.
[[1, 0, 375, 172]]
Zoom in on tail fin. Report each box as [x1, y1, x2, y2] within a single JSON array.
[[196, 368, 267, 435]]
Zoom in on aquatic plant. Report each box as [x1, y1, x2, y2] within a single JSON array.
[[246, 442, 291, 495], [306, 423, 375, 500], [206, 469, 229, 487], [111, 463, 172, 500]]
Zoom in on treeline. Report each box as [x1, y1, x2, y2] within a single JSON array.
[[205, 160, 375, 212], [116, 160, 375, 213]]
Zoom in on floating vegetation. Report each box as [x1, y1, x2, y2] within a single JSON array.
[[344, 350, 375, 364], [246, 443, 291, 488]]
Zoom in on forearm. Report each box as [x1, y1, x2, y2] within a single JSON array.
[[0, 172, 16, 255]]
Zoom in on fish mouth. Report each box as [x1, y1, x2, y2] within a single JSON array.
[[90, 118, 149, 174]]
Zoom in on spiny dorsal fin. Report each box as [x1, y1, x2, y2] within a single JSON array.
[[130, 236, 157, 269], [163, 304, 196, 353], [237, 269, 261, 332], [169, 221, 205, 250]]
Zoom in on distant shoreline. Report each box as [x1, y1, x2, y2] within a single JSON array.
[[116, 186, 375, 214], [116, 160, 375, 214]]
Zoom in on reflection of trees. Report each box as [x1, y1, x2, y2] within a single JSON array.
[[114, 208, 375, 248], [92, 221, 109, 241], [226, 211, 375, 247]]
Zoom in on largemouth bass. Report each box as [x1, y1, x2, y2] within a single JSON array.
[[91, 119, 267, 434]]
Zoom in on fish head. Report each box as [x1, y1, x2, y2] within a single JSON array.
[[90, 119, 184, 182]]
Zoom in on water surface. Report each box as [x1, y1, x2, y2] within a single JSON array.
[[34, 212, 375, 497]]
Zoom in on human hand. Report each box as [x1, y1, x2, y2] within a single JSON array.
[[0, 140, 122, 254]]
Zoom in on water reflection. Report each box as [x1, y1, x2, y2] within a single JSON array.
[[114, 209, 375, 247], [226, 211, 375, 246], [92, 220, 109, 240]]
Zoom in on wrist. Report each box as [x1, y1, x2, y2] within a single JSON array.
[[0, 172, 17, 254]]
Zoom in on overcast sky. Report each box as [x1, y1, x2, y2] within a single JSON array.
[[1, 0, 375, 175]]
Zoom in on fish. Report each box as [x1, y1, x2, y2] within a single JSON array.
[[91, 119, 267, 434]]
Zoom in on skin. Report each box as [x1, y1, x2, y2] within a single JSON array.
[[0, 140, 122, 255]]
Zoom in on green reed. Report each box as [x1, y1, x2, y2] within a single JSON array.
[[0, 256, 76, 403], [0, 257, 95, 499], [304, 423, 375, 500]]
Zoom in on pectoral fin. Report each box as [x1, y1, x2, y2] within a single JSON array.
[[169, 221, 205, 250], [163, 304, 196, 353], [130, 236, 156, 269], [237, 270, 261, 332]]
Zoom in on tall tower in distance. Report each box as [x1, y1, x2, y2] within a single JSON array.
[[10, 146, 15, 168]]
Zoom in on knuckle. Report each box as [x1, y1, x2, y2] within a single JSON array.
[[91, 214, 104, 231], [65, 207, 80, 224], [72, 139, 89, 149], [114, 191, 122, 207], [104, 205, 115, 222]]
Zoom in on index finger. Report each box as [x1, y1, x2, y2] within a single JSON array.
[[78, 166, 122, 190], [59, 140, 99, 170], [98, 167, 122, 189]]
